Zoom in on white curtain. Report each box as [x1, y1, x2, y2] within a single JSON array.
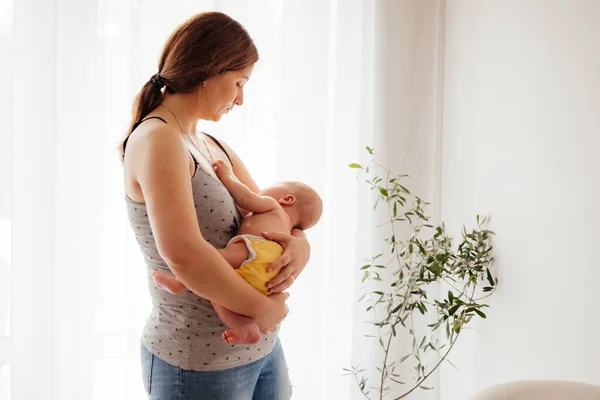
[[0, 0, 375, 399], [1, 0, 447, 399]]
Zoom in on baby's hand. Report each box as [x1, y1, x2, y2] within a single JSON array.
[[213, 159, 233, 178]]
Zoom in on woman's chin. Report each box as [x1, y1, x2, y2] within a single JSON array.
[[212, 110, 229, 122]]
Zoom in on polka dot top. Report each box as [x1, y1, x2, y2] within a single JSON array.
[[126, 159, 279, 371]]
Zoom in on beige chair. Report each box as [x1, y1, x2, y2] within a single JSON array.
[[471, 380, 600, 400]]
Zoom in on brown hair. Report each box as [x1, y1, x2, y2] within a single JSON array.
[[119, 12, 259, 160]]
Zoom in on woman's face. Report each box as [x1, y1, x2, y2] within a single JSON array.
[[198, 63, 255, 122]]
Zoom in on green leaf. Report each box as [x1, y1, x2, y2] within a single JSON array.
[[389, 377, 405, 384], [474, 309, 487, 319], [420, 386, 434, 390], [349, 163, 362, 169], [428, 319, 443, 331], [360, 264, 370, 270], [486, 268, 495, 286], [366, 146, 374, 154], [448, 290, 454, 303], [399, 354, 411, 363], [453, 320, 462, 334], [379, 188, 389, 197]]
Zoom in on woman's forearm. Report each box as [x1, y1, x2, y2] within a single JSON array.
[[164, 241, 267, 318]]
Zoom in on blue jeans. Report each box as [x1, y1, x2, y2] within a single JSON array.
[[140, 339, 291, 399]]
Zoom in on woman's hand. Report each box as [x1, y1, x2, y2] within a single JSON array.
[[262, 229, 311, 294]]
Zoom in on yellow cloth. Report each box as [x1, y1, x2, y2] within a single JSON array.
[[234, 236, 284, 296]]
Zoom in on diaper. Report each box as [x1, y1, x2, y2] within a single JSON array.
[[227, 234, 284, 296]]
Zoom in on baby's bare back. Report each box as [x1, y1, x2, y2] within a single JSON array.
[[236, 208, 293, 237]]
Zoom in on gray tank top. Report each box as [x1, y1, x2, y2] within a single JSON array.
[[126, 141, 278, 371]]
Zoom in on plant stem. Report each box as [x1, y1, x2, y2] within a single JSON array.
[[379, 165, 411, 399], [380, 329, 393, 400], [409, 312, 423, 379], [394, 334, 459, 399]]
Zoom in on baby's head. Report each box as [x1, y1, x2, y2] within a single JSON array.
[[260, 181, 323, 230]]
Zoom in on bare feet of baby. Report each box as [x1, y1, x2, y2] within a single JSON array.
[[152, 270, 187, 295], [222, 323, 262, 345]]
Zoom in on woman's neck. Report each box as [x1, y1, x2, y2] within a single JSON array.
[[159, 92, 199, 135]]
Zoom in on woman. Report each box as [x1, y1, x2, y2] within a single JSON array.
[[121, 12, 310, 399]]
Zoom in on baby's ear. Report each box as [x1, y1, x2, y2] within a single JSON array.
[[278, 194, 296, 205]]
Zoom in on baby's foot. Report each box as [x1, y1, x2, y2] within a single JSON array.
[[222, 324, 262, 344], [152, 270, 187, 295]]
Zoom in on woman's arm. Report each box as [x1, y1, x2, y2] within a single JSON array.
[[127, 126, 287, 330]]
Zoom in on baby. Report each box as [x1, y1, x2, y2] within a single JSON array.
[[154, 159, 323, 344]]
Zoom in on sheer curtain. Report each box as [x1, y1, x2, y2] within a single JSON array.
[[1, 0, 375, 399]]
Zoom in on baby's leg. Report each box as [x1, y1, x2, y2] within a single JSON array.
[[211, 301, 262, 344], [218, 241, 249, 269], [213, 240, 263, 343]]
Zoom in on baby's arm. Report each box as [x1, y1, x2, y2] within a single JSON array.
[[214, 160, 279, 213]]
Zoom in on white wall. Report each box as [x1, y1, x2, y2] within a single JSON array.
[[439, 1, 600, 398]]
